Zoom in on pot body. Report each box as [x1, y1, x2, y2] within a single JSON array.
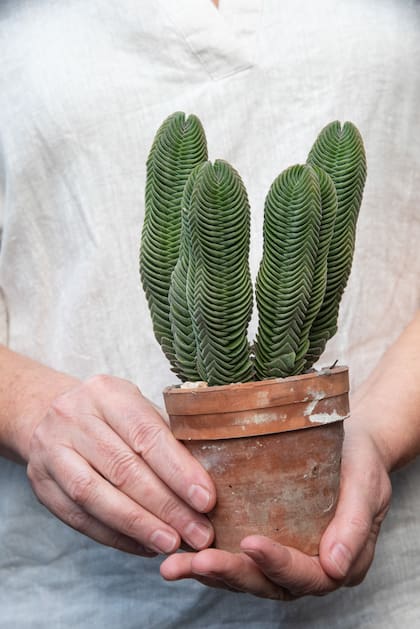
[[164, 367, 349, 555]]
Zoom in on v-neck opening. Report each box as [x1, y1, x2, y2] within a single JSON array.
[[159, 0, 262, 80]]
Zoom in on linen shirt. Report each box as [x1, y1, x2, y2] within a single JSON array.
[[1, 0, 420, 626]]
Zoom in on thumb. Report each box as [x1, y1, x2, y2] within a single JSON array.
[[318, 437, 391, 583], [319, 481, 372, 581]]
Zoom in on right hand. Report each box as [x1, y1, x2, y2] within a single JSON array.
[[161, 415, 392, 598], [26, 375, 216, 556]]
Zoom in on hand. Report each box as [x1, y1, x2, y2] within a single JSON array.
[[26, 375, 216, 556], [160, 417, 392, 599]]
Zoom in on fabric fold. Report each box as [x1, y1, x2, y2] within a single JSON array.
[[158, 0, 256, 79]]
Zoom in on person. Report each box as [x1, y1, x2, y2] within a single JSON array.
[[1, 0, 420, 626]]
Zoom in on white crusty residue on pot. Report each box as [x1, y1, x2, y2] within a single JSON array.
[[180, 381, 208, 389], [309, 410, 349, 424], [303, 390, 326, 416], [232, 411, 287, 426], [255, 390, 270, 406]]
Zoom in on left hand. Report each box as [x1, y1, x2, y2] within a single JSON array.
[[160, 416, 392, 599]]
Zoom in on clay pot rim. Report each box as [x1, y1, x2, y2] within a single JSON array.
[[164, 366, 350, 440], [163, 366, 349, 412]]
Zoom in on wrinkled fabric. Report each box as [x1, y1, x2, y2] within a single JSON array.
[[0, 0, 420, 626]]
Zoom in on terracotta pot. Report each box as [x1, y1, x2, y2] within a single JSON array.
[[163, 366, 349, 555]]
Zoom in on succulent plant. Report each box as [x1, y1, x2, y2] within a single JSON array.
[[140, 113, 366, 385], [184, 160, 254, 386], [304, 122, 367, 367], [140, 112, 208, 374], [253, 164, 336, 379]]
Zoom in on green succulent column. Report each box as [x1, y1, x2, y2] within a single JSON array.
[[168, 165, 203, 382], [304, 121, 367, 367], [140, 112, 208, 373], [185, 160, 254, 386], [294, 165, 338, 369], [254, 164, 323, 379]]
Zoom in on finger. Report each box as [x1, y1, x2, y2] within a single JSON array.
[[27, 467, 157, 557], [161, 552, 246, 593], [319, 443, 391, 581], [45, 444, 182, 554], [86, 375, 216, 513], [344, 534, 376, 586], [241, 536, 339, 597], [343, 518, 384, 587], [161, 549, 293, 600], [69, 414, 213, 550], [319, 486, 370, 579]]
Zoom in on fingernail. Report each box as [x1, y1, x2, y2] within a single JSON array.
[[150, 530, 178, 554], [185, 521, 213, 550], [330, 543, 352, 576], [188, 484, 211, 511]]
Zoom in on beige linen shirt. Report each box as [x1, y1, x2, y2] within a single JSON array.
[[1, 1, 420, 627]]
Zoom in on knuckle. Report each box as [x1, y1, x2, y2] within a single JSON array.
[[26, 462, 35, 482], [84, 374, 138, 396], [49, 392, 76, 421], [122, 509, 146, 538], [27, 472, 55, 509], [349, 513, 371, 537], [66, 508, 93, 533], [129, 420, 164, 457], [29, 424, 45, 453], [26, 462, 39, 485], [107, 451, 141, 489], [29, 413, 59, 453], [26, 461, 42, 487], [158, 497, 184, 524], [84, 373, 115, 392], [67, 470, 96, 506], [26, 457, 50, 488]]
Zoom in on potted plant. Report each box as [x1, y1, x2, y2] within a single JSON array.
[[140, 112, 366, 554]]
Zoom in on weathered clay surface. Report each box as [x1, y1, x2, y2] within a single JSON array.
[[164, 367, 348, 554], [185, 422, 344, 554]]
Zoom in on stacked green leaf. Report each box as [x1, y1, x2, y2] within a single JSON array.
[[186, 160, 254, 386], [293, 166, 338, 369], [140, 113, 367, 385], [168, 165, 203, 381], [305, 121, 367, 366], [254, 164, 323, 379], [140, 112, 208, 374]]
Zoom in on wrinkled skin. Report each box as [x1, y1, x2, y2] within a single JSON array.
[[26, 375, 217, 556]]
